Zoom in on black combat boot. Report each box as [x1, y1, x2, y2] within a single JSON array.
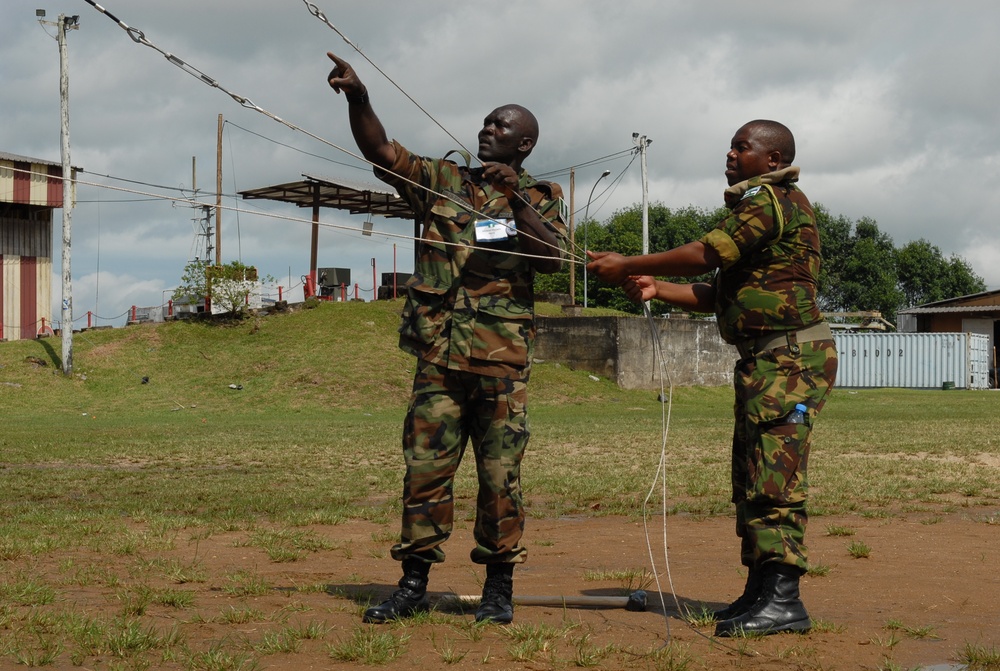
[[362, 558, 431, 624], [475, 563, 514, 624], [712, 566, 762, 621], [714, 563, 811, 637]]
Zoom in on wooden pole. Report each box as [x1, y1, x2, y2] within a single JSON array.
[[57, 14, 78, 376]]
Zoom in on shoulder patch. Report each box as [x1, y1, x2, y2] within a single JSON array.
[[556, 197, 568, 225], [741, 185, 762, 201]]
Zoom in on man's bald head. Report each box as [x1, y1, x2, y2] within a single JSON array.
[[725, 120, 796, 185], [478, 104, 540, 169], [742, 120, 795, 165]]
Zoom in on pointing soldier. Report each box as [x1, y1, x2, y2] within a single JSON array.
[[588, 120, 838, 637], [326, 52, 567, 624]]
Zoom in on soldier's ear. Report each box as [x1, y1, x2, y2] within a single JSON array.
[[767, 149, 782, 170], [518, 136, 536, 155]]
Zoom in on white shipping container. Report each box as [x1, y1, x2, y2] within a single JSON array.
[[832, 332, 991, 390]]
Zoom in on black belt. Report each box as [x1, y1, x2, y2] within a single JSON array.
[[734, 322, 833, 360]]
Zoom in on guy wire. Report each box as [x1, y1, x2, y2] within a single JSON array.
[[80, 0, 581, 262], [25, 165, 586, 267], [640, 302, 750, 654]]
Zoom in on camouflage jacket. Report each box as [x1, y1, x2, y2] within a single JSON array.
[[377, 140, 567, 379], [698, 167, 824, 344]]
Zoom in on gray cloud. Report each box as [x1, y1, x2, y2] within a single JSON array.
[[2, 0, 998, 328]]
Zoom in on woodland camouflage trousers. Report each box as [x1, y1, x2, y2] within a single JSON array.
[[389, 361, 529, 566], [731, 338, 838, 573]]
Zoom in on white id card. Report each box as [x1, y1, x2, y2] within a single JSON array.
[[474, 218, 516, 242]]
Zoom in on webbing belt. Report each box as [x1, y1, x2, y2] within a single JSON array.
[[734, 321, 833, 360]]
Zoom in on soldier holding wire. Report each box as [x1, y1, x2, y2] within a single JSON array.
[[588, 120, 838, 637]]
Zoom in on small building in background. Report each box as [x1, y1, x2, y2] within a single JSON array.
[[897, 289, 1000, 388], [0, 151, 78, 341]]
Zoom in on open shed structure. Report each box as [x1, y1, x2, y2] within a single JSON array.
[[239, 173, 416, 295], [1, 151, 77, 341]]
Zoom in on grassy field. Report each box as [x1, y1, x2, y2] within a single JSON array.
[[1, 299, 998, 668]]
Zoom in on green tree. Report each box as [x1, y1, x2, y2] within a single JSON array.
[[943, 255, 986, 300], [173, 259, 209, 307], [174, 260, 271, 319], [837, 218, 905, 322], [814, 204, 854, 312], [570, 202, 723, 314]]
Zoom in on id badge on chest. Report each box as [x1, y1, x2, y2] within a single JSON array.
[[474, 218, 517, 242]]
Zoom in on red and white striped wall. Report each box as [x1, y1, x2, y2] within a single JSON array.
[[0, 159, 69, 208], [1, 254, 52, 341]]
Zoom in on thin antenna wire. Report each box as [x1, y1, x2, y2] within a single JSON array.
[[80, 0, 577, 262]]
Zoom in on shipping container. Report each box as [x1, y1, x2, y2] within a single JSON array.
[[832, 332, 990, 389]]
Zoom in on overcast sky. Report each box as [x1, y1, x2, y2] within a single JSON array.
[[3, 1, 999, 326]]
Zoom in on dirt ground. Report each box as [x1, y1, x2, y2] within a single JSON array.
[[21, 511, 1000, 670]]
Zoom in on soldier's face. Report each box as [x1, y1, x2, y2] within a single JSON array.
[[725, 124, 775, 186], [478, 107, 528, 164]]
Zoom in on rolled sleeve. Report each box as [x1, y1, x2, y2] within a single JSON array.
[[700, 228, 741, 269]]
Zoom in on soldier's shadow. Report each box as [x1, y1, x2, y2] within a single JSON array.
[[322, 582, 718, 619]]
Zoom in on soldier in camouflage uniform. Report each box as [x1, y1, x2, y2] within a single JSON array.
[[588, 120, 838, 637], [326, 53, 567, 625]]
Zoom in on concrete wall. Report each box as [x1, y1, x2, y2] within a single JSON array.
[[535, 315, 735, 389]]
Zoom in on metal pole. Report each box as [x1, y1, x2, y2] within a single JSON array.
[[633, 134, 652, 256], [216, 113, 223, 266], [583, 170, 610, 308], [57, 14, 79, 376], [568, 167, 575, 304]]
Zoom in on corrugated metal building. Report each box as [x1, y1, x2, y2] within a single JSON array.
[[0, 151, 77, 341]]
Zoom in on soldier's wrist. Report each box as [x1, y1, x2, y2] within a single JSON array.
[[345, 88, 369, 105]]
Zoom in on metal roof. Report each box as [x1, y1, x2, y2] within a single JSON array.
[[908, 288, 1000, 309], [238, 172, 414, 219], [899, 305, 1000, 315], [0, 151, 64, 167]]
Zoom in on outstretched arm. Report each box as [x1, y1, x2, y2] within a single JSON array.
[[622, 276, 716, 312], [326, 52, 395, 170], [586, 241, 721, 286]]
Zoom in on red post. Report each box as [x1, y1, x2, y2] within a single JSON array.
[[354, 283, 359, 300], [278, 286, 283, 301], [168, 300, 173, 317], [131, 305, 137, 322], [87, 311, 92, 329], [340, 283, 346, 302]]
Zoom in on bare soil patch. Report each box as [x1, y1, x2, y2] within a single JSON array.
[[14, 510, 999, 670]]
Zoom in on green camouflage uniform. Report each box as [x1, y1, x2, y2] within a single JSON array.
[[699, 167, 838, 574], [376, 140, 566, 565]]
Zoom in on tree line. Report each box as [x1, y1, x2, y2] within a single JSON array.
[[538, 202, 986, 325]]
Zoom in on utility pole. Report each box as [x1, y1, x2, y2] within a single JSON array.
[[633, 133, 652, 255], [39, 10, 80, 375], [216, 114, 223, 266]]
